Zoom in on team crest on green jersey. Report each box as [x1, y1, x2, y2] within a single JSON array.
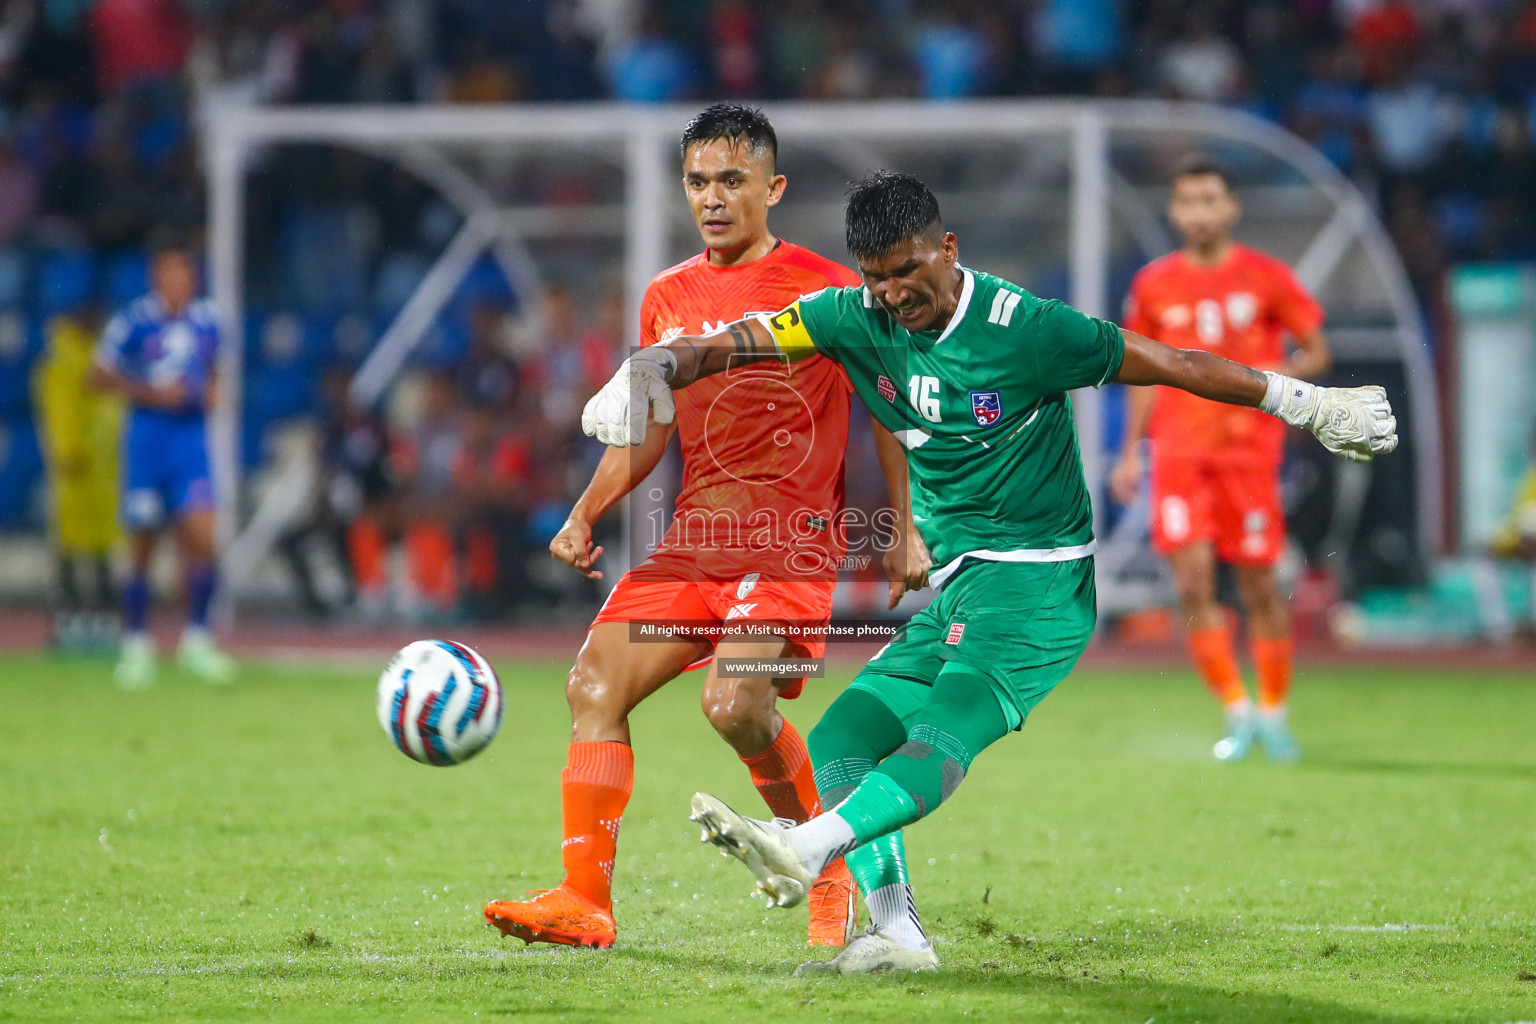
[[970, 391, 1002, 426]]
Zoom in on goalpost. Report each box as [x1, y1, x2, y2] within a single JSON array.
[[203, 99, 1439, 610]]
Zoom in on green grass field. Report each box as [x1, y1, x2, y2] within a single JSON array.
[[2, 650, 1533, 1023]]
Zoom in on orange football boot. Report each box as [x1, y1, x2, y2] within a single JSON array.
[[484, 885, 617, 949], [805, 857, 857, 946]]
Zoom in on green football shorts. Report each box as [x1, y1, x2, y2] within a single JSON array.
[[849, 556, 1096, 731]]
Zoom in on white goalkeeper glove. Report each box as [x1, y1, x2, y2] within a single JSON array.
[[1261, 372, 1398, 463], [581, 347, 678, 447]]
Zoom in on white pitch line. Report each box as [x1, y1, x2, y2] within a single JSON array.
[[1278, 923, 1452, 933]]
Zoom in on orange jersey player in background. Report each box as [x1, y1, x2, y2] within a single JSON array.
[[1110, 155, 1332, 764], [485, 104, 905, 950]]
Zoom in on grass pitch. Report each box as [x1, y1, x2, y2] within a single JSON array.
[[1, 649, 1533, 1023]]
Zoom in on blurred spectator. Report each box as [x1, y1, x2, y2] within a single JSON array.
[[1288, 44, 1369, 173], [810, 15, 880, 100], [1158, 12, 1244, 102], [1348, 0, 1421, 84], [0, 139, 39, 245], [519, 283, 594, 431], [1366, 60, 1456, 175], [458, 300, 521, 414], [5, 0, 1536, 303], [279, 367, 399, 619], [394, 372, 463, 618], [452, 402, 534, 617], [354, 25, 417, 104], [604, 7, 696, 102], [445, 38, 520, 104], [335, 398, 401, 622], [708, 0, 762, 98], [89, 0, 193, 95], [1031, 0, 1123, 92], [912, 4, 993, 100], [767, 0, 829, 98]]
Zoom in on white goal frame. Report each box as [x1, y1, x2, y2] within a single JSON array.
[[203, 99, 1440, 602]]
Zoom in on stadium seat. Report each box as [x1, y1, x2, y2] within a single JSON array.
[[36, 250, 94, 317], [455, 256, 516, 306], [0, 248, 26, 307], [107, 251, 149, 309], [0, 311, 37, 416], [0, 414, 43, 528], [410, 316, 470, 370], [324, 311, 375, 367], [373, 250, 432, 316]]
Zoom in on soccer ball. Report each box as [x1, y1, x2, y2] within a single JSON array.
[[376, 640, 504, 766]]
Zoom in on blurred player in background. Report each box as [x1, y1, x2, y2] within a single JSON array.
[[89, 231, 232, 689], [1110, 157, 1333, 762], [1473, 426, 1536, 642], [485, 104, 911, 950], [32, 300, 121, 648]]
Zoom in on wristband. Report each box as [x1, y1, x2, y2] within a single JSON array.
[[1261, 371, 1318, 427]]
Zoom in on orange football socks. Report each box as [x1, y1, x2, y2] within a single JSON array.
[[1187, 624, 1250, 708], [741, 719, 821, 822], [560, 741, 634, 909], [1251, 635, 1294, 711]]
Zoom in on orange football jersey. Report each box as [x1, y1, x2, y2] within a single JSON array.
[[638, 241, 861, 581], [1124, 244, 1322, 463]]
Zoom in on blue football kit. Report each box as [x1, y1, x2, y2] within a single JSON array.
[[95, 295, 221, 530]]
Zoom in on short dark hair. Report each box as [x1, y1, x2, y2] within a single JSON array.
[[1171, 154, 1235, 190], [844, 171, 942, 260], [680, 103, 777, 168], [146, 225, 196, 258]]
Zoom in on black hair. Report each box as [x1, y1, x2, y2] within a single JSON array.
[[1171, 154, 1235, 190], [146, 224, 197, 258], [844, 171, 942, 260], [680, 103, 777, 168]]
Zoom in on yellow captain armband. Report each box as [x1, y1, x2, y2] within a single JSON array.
[[757, 303, 818, 361]]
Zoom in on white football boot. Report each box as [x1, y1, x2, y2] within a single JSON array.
[[177, 629, 235, 684], [690, 792, 814, 908], [1255, 707, 1302, 763], [1213, 702, 1255, 762], [796, 926, 939, 976], [113, 632, 156, 690]]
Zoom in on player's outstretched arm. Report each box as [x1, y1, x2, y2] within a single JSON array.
[[872, 419, 931, 608], [1115, 330, 1398, 462], [581, 316, 783, 447], [551, 417, 676, 578]]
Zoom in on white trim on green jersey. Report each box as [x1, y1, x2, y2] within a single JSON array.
[[932, 267, 975, 345], [770, 268, 1126, 578], [929, 542, 1098, 589]]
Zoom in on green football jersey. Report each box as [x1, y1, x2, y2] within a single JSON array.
[[761, 267, 1124, 586]]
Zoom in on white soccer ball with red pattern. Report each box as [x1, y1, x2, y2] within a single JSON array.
[[376, 640, 503, 766]]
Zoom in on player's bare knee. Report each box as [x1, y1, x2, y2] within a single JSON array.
[[565, 661, 623, 728], [1173, 571, 1215, 611], [700, 676, 776, 747], [1234, 566, 1280, 609]]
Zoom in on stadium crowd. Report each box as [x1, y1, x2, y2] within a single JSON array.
[[4, 1, 1536, 272], [2, 0, 1530, 618]]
